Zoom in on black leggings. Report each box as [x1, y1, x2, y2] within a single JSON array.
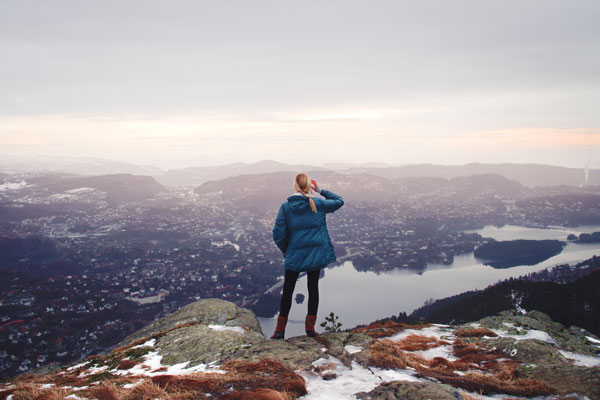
[[279, 269, 320, 318]]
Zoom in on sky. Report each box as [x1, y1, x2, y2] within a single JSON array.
[[1, 0, 599, 169]]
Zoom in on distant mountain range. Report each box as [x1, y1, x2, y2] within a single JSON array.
[[1, 156, 598, 187], [156, 160, 328, 187], [193, 170, 527, 210], [347, 163, 598, 187], [0, 155, 163, 177]]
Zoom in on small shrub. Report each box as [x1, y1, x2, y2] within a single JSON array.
[[320, 312, 342, 332]]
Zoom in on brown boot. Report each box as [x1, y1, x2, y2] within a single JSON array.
[[305, 314, 318, 337], [271, 315, 287, 339]]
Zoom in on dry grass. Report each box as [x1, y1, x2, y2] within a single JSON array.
[[453, 327, 498, 338], [0, 383, 70, 400], [352, 320, 432, 338], [220, 388, 293, 400], [369, 337, 552, 397], [117, 359, 139, 370], [395, 333, 451, 351], [2, 359, 306, 400]]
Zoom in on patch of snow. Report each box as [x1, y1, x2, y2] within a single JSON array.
[[492, 329, 556, 344], [67, 361, 90, 371], [7, 395, 14, 400], [79, 365, 108, 377], [412, 345, 458, 362], [132, 338, 156, 348], [321, 347, 328, 352], [299, 351, 425, 400], [40, 383, 55, 389], [123, 379, 144, 389], [502, 322, 515, 328], [299, 356, 394, 400], [65, 395, 84, 400], [586, 335, 600, 345], [469, 323, 481, 328], [510, 290, 527, 314], [344, 345, 363, 354], [558, 350, 600, 367], [369, 366, 420, 383], [113, 351, 225, 376], [208, 325, 245, 334], [388, 325, 454, 342]]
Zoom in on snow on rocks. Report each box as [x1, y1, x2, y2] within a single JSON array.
[[490, 328, 556, 344], [586, 335, 600, 347], [112, 350, 224, 377], [388, 324, 454, 342], [299, 355, 417, 400], [208, 324, 245, 334], [344, 345, 363, 354], [558, 350, 600, 367]]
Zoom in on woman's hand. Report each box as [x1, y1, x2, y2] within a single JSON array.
[[311, 179, 321, 193]]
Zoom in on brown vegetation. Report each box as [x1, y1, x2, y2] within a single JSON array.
[[352, 320, 432, 338], [368, 336, 552, 397], [0, 359, 306, 400], [117, 359, 139, 370], [453, 327, 498, 337], [395, 333, 451, 351]]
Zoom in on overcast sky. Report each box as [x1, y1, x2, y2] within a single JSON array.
[[1, 0, 599, 169]]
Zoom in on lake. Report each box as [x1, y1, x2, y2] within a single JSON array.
[[258, 224, 600, 338]]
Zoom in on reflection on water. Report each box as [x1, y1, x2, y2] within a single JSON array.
[[258, 224, 600, 338]]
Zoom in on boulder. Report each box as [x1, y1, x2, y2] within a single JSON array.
[[355, 381, 464, 400], [474, 310, 599, 356], [119, 298, 263, 346], [517, 364, 600, 399]]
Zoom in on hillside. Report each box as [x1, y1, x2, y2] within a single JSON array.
[[411, 266, 600, 336], [350, 163, 599, 187], [473, 239, 565, 268], [2, 299, 599, 399], [0, 173, 166, 207], [158, 160, 328, 187], [193, 170, 525, 207]]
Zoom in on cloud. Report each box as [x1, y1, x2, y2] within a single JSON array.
[[438, 128, 600, 148]]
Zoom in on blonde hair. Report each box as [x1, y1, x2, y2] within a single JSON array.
[[293, 173, 317, 212]]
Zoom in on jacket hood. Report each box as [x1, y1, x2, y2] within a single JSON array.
[[287, 194, 311, 213]]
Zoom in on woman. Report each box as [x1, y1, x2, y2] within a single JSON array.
[[271, 173, 344, 339]]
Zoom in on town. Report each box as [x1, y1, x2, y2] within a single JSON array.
[[1, 172, 599, 377]]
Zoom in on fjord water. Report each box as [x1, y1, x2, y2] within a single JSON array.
[[259, 225, 600, 338]]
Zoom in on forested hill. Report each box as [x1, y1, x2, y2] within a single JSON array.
[[473, 239, 565, 268], [410, 262, 600, 336]]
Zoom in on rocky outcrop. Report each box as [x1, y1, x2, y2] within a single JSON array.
[[4, 301, 600, 400], [454, 310, 600, 399], [473, 309, 599, 356], [119, 298, 263, 344], [355, 381, 464, 400]]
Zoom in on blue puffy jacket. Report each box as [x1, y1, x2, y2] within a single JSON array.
[[272, 189, 344, 272]]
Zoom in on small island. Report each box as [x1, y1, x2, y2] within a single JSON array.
[[568, 231, 600, 244], [474, 239, 565, 268]]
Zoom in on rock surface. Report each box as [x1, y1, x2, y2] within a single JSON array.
[[355, 381, 463, 400], [473, 309, 599, 356], [9, 300, 600, 400], [118, 302, 600, 399], [119, 298, 263, 344], [457, 309, 600, 399]]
